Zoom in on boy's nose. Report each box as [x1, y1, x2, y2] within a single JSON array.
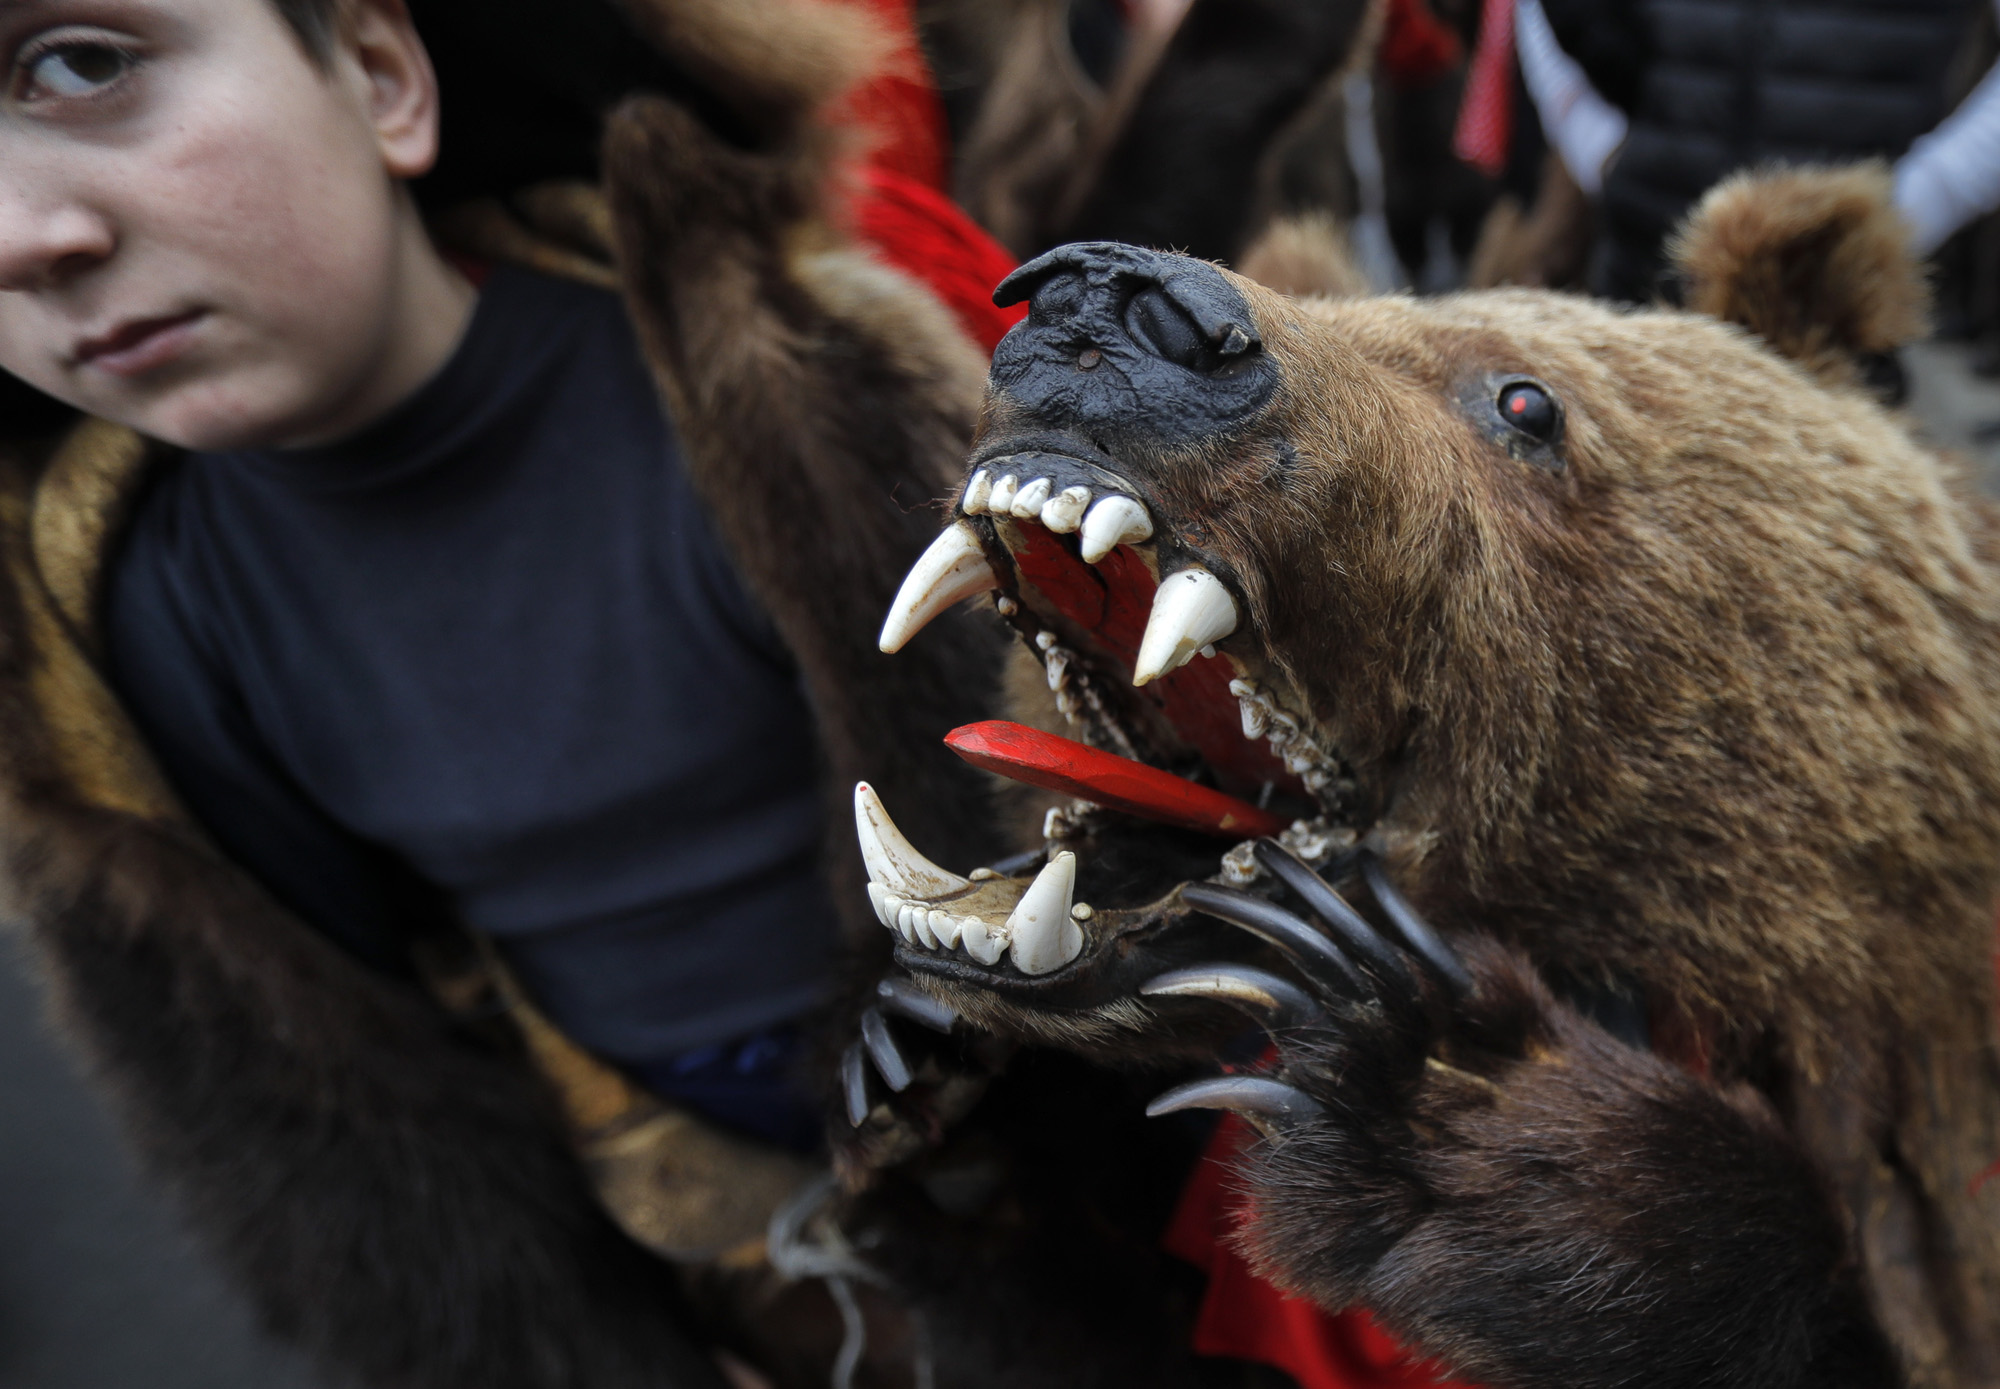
[[0, 199, 116, 293], [985, 242, 1277, 447]]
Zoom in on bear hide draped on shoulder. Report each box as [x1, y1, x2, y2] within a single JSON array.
[[858, 164, 2000, 1388], [0, 1, 1013, 1385]]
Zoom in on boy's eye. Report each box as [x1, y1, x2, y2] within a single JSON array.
[[18, 40, 135, 101]]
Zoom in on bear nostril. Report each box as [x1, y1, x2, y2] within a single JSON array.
[[1029, 273, 1086, 327], [1126, 285, 1220, 373]]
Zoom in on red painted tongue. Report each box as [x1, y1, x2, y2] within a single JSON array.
[[946, 720, 1287, 839]]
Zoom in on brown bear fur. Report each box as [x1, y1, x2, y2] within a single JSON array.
[[878, 170, 2000, 1386], [1228, 276, 2000, 1384], [1670, 163, 1932, 389]]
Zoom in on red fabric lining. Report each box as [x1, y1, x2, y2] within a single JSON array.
[[1164, 1115, 1480, 1389], [849, 166, 1027, 352], [831, 0, 952, 193], [832, 0, 1028, 352]]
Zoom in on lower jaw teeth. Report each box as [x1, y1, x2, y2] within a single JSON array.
[[1229, 678, 1350, 806], [870, 879, 1086, 974], [928, 908, 964, 950], [959, 916, 1006, 966], [859, 784, 1087, 974]]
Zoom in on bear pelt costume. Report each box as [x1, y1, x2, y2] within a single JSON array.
[[851, 164, 2000, 1388], [0, 1, 1026, 1385]]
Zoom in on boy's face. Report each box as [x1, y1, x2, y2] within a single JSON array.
[[0, 0, 446, 449]]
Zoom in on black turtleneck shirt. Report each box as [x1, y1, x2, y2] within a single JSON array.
[[103, 267, 837, 1125]]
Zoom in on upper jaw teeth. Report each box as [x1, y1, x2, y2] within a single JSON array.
[[1078, 495, 1151, 562], [854, 783, 1087, 974], [878, 468, 1162, 652], [1009, 477, 1053, 517], [885, 470, 1234, 687], [1132, 565, 1238, 686], [1042, 486, 1091, 533], [958, 468, 1154, 561], [878, 521, 1000, 654]]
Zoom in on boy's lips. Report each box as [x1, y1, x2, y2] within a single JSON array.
[[73, 310, 207, 378]]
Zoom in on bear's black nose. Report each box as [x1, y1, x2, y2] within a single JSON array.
[[986, 243, 1276, 446]]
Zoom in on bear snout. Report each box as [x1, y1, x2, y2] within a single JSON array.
[[986, 242, 1278, 447]]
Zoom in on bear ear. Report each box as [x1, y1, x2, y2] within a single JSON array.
[[1667, 163, 1929, 392]]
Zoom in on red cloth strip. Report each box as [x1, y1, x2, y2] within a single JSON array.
[[1451, 0, 1516, 177]]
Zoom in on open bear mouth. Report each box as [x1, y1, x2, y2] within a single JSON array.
[[859, 439, 1379, 995]]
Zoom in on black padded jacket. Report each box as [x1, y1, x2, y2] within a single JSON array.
[[1543, 0, 1979, 299]]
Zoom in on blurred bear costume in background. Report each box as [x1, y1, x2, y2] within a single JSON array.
[[853, 165, 2000, 1388], [925, 0, 1379, 267]]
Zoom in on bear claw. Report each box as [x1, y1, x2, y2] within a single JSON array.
[[875, 977, 957, 1033], [859, 1007, 914, 1093], [1145, 1075, 1326, 1142], [1179, 881, 1370, 1000], [1360, 852, 1473, 996], [1255, 839, 1416, 992], [840, 1041, 873, 1127], [1140, 964, 1326, 1036]]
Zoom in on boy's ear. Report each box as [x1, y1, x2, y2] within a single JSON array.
[[345, 0, 441, 179]]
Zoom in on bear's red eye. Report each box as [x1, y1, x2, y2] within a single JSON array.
[[1498, 382, 1557, 441]]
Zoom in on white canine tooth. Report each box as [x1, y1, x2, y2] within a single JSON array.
[[962, 469, 993, 514], [1010, 477, 1053, 518], [1006, 851, 1082, 975], [867, 882, 898, 929], [929, 909, 964, 949], [1132, 567, 1238, 687], [1042, 486, 1091, 533], [853, 783, 971, 897], [960, 916, 1006, 966], [879, 522, 999, 653], [988, 475, 1020, 513], [1079, 496, 1154, 563]]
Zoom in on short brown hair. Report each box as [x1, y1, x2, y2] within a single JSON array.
[[268, 0, 340, 63]]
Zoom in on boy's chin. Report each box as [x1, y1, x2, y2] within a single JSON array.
[[110, 376, 335, 455]]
